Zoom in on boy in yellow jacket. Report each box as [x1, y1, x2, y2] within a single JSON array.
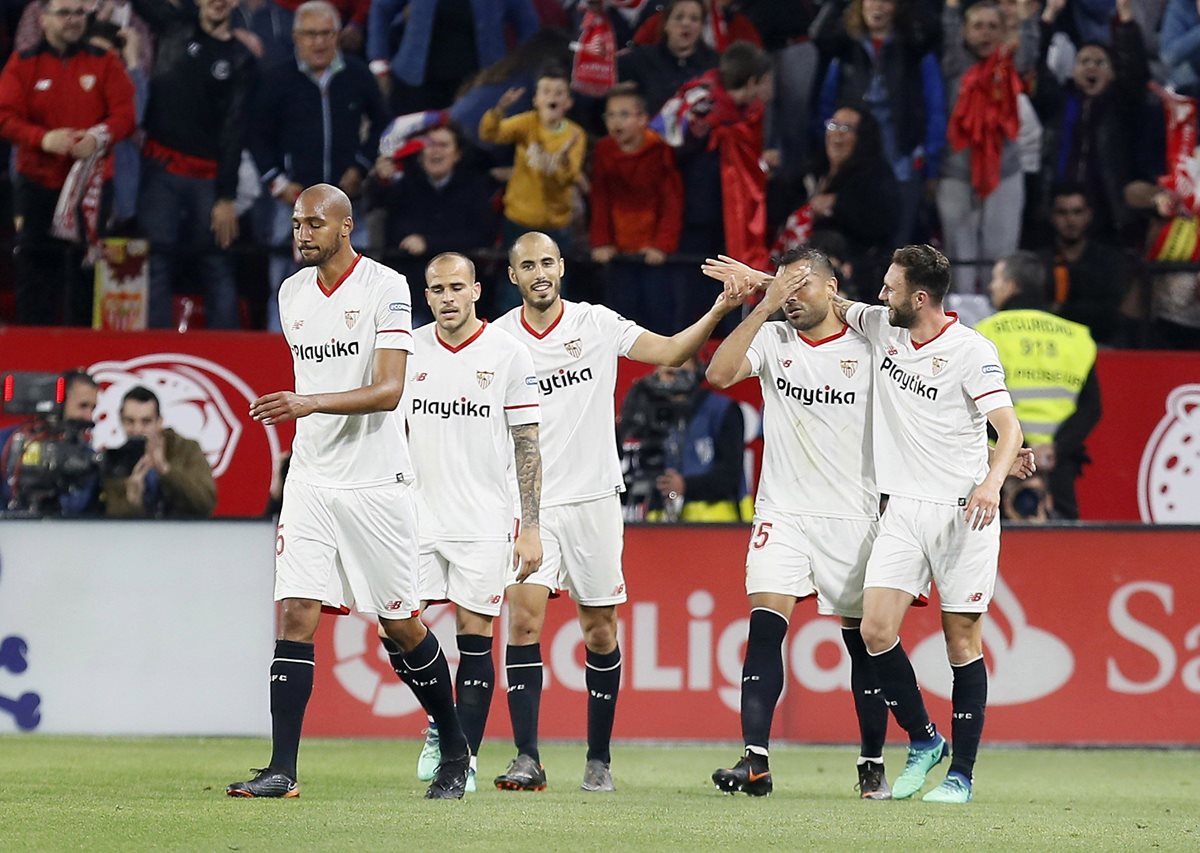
[[480, 65, 586, 256]]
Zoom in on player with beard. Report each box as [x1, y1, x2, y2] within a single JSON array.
[[401, 252, 543, 794], [704, 248, 892, 798], [488, 231, 739, 792], [707, 244, 1025, 804], [227, 184, 470, 800]]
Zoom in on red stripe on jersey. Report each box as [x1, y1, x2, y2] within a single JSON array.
[[377, 328, 412, 335], [504, 403, 539, 410], [519, 303, 565, 339], [436, 320, 487, 352], [911, 313, 958, 349], [316, 253, 364, 297], [973, 388, 1007, 402], [798, 324, 849, 347]]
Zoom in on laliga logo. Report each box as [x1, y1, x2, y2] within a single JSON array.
[[332, 608, 459, 716], [911, 577, 1073, 705], [87, 353, 282, 480], [1138, 384, 1200, 523]]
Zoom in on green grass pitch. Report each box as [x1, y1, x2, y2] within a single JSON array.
[[1, 737, 1196, 850]]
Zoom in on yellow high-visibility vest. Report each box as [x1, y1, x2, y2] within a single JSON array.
[[975, 309, 1097, 445]]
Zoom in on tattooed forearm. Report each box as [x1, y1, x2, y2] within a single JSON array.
[[830, 292, 854, 323], [511, 423, 542, 529]]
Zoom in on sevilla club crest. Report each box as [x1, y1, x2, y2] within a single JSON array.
[[840, 359, 858, 378], [563, 338, 582, 358], [344, 309, 360, 329], [476, 370, 495, 389], [932, 357, 948, 376]]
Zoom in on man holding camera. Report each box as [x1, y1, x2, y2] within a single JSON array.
[[101, 386, 216, 518], [617, 356, 747, 522]]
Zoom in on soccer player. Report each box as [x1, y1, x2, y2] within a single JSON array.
[[703, 249, 892, 799], [829, 244, 1023, 803], [226, 184, 470, 800], [488, 231, 740, 792], [403, 252, 543, 794]]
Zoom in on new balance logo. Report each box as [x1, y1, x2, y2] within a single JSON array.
[[383, 600, 405, 611]]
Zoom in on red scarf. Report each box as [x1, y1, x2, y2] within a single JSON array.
[[678, 70, 768, 270], [947, 47, 1020, 198], [572, 8, 616, 97], [52, 124, 111, 264]]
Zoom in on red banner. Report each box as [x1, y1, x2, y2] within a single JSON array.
[[303, 526, 1200, 744], [1, 328, 1199, 522]]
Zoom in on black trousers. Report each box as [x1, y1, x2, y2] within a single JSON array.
[[13, 176, 90, 326]]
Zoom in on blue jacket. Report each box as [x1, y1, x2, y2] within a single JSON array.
[[251, 53, 387, 188], [368, 0, 540, 87], [1159, 0, 1200, 96]]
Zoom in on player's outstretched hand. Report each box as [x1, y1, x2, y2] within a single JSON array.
[[513, 528, 543, 582], [1009, 447, 1037, 480], [963, 482, 1001, 530], [701, 254, 769, 288], [251, 391, 316, 425]]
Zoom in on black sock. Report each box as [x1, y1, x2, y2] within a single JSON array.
[[268, 639, 314, 777], [842, 627, 888, 759], [741, 608, 788, 752], [585, 646, 622, 764], [868, 638, 936, 744], [401, 631, 468, 758], [455, 634, 495, 757], [381, 636, 429, 713], [949, 656, 987, 780], [505, 643, 543, 762]]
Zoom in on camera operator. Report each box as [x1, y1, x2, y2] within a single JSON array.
[[618, 356, 749, 522], [1001, 471, 1055, 523], [1, 370, 101, 515], [101, 386, 216, 518]]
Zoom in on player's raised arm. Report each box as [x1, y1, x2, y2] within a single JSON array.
[[965, 407, 1024, 530], [250, 347, 407, 424], [625, 281, 744, 367], [510, 422, 543, 582], [707, 266, 807, 388], [700, 254, 773, 290]]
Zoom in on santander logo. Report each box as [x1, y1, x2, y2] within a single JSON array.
[[911, 576, 1074, 705], [1138, 384, 1200, 523]]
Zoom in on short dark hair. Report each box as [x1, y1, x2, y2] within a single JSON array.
[[426, 120, 465, 153], [121, 386, 161, 418], [662, 0, 706, 26], [535, 62, 570, 87], [999, 251, 1046, 300], [603, 83, 646, 115], [892, 244, 951, 303], [427, 251, 476, 283], [719, 41, 771, 91], [776, 247, 836, 280], [1050, 181, 1090, 204], [805, 230, 849, 267], [62, 369, 97, 394]]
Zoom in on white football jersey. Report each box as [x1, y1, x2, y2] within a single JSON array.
[[846, 305, 1013, 504], [494, 300, 645, 507], [279, 254, 415, 489], [405, 321, 540, 542], [747, 322, 877, 520]]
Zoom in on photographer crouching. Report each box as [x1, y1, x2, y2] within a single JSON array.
[[1, 370, 101, 516], [101, 386, 216, 518], [618, 357, 750, 522]]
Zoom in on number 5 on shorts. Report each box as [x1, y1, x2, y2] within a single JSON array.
[[751, 521, 772, 550]]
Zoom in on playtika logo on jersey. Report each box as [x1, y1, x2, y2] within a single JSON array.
[[538, 366, 594, 396], [290, 338, 361, 363]]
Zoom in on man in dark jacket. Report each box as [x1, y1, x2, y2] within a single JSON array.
[[133, 0, 256, 329], [250, 0, 386, 331]]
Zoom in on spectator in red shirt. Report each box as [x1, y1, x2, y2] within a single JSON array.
[[0, 0, 136, 326], [590, 85, 683, 333]]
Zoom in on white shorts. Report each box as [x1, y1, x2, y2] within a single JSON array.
[[514, 494, 626, 606], [419, 539, 512, 617], [864, 495, 999, 612], [274, 480, 421, 619], [744, 513, 878, 618]]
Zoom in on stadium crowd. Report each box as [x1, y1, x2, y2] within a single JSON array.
[[0, 0, 1195, 350]]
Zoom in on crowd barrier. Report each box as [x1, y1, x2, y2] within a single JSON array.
[[1, 521, 1196, 744], [1, 327, 1198, 522]]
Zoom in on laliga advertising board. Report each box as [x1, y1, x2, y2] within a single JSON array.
[[302, 527, 1200, 744]]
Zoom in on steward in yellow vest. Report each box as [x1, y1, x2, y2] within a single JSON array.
[[978, 252, 1102, 519]]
